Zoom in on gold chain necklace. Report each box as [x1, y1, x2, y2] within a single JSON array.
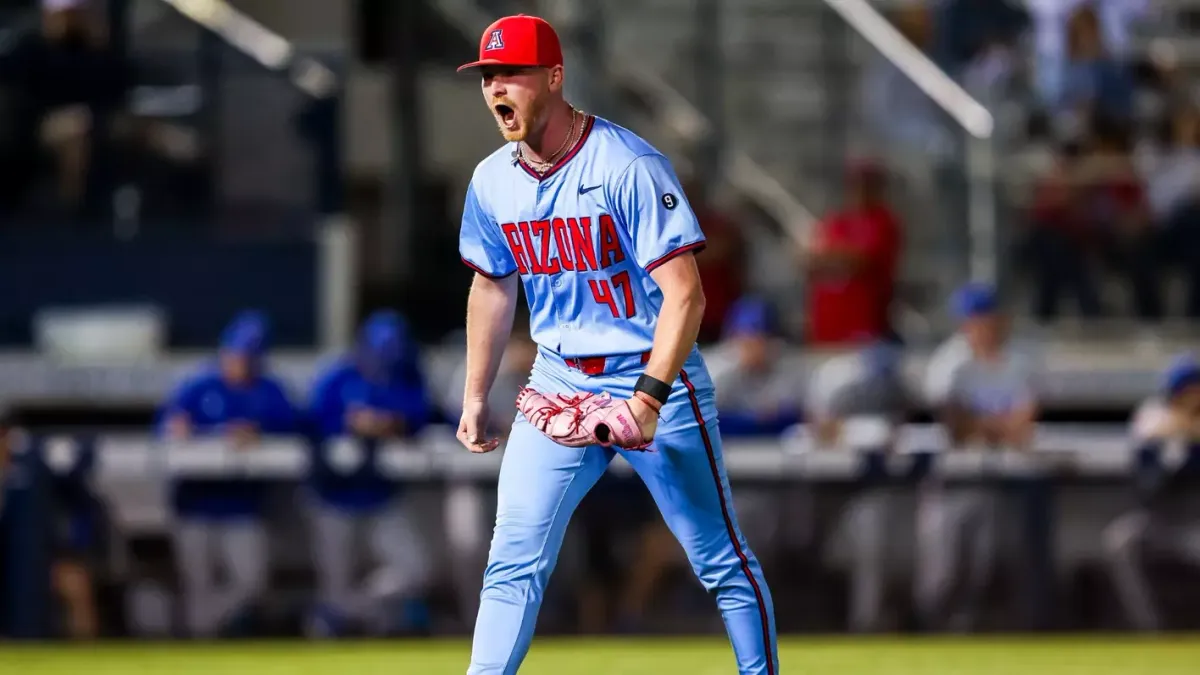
[[520, 108, 580, 173]]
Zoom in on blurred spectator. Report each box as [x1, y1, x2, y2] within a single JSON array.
[[805, 342, 909, 449], [156, 311, 299, 637], [1147, 106, 1200, 317], [926, 284, 1041, 449], [936, 0, 1028, 105], [46, 460, 103, 640], [0, 410, 102, 639], [0, 0, 129, 220], [1054, 5, 1135, 128], [706, 296, 803, 437], [920, 284, 1041, 631], [1028, 0, 1149, 112], [305, 310, 433, 637], [806, 342, 910, 633], [936, 0, 1029, 78], [1026, 142, 1104, 321], [685, 180, 746, 345], [0, 0, 203, 225], [1142, 105, 1200, 222], [801, 161, 901, 346], [1085, 121, 1162, 322], [1030, 118, 1162, 323], [1104, 353, 1200, 632]]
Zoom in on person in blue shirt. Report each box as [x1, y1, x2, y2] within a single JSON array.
[[305, 310, 433, 636], [157, 310, 298, 638]]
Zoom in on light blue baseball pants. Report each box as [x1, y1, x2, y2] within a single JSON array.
[[468, 347, 779, 674]]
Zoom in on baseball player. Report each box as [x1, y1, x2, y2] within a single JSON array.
[[705, 296, 804, 436], [442, 322, 538, 622], [158, 311, 298, 637], [1104, 354, 1200, 632], [305, 310, 433, 637], [455, 15, 777, 674], [807, 341, 910, 632], [444, 318, 539, 441], [920, 283, 1040, 631]]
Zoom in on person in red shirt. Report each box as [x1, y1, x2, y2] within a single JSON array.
[[1026, 142, 1106, 321], [802, 160, 902, 345]]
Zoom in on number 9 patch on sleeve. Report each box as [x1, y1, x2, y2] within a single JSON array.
[[661, 193, 678, 210]]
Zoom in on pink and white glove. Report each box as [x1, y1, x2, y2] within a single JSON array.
[[582, 398, 652, 450], [516, 387, 652, 450], [516, 388, 612, 448]]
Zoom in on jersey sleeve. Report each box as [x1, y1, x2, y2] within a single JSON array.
[[613, 154, 707, 272], [459, 181, 517, 279]]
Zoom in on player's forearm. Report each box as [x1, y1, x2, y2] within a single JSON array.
[[643, 274, 705, 384], [463, 273, 519, 403]]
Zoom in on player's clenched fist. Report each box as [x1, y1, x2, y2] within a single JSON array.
[[458, 399, 500, 453], [516, 387, 658, 450]]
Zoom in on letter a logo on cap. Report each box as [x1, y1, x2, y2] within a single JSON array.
[[486, 29, 504, 51]]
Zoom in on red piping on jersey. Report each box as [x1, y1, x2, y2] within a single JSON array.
[[517, 115, 597, 181], [460, 256, 515, 280], [644, 240, 707, 273], [680, 370, 776, 674]]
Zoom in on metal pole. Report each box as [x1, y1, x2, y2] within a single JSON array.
[[383, 0, 422, 286], [966, 135, 998, 287]]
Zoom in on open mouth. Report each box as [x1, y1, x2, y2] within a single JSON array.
[[494, 103, 517, 129]]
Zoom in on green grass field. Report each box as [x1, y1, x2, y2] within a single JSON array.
[[3, 637, 1199, 674]]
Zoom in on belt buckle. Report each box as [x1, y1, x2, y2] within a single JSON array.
[[579, 356, 606, 375]]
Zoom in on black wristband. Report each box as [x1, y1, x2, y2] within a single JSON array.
[[634, 374, 672, 406]]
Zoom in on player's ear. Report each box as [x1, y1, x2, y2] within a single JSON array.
[[547, 65, 564, 93]]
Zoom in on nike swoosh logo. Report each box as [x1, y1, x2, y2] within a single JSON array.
[[579, 185, 602, 195]]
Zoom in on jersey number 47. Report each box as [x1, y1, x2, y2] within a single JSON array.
[[589, 271, 636, 318]]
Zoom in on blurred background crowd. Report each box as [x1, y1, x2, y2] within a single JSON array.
[[1, 0, 1200, 644]]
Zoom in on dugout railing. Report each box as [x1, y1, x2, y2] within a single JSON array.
[[4, 426, 1200, 637]]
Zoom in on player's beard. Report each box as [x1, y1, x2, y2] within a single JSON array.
[[494, 93, 547, 143]]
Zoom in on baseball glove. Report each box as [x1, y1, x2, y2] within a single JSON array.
[[516, 387, 652, 450]]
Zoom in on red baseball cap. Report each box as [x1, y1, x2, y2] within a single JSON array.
[[457, 15, 564, 73]]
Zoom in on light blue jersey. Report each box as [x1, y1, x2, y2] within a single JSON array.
[[459, 113, 777, 675], [459, 116, 707, 357]]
